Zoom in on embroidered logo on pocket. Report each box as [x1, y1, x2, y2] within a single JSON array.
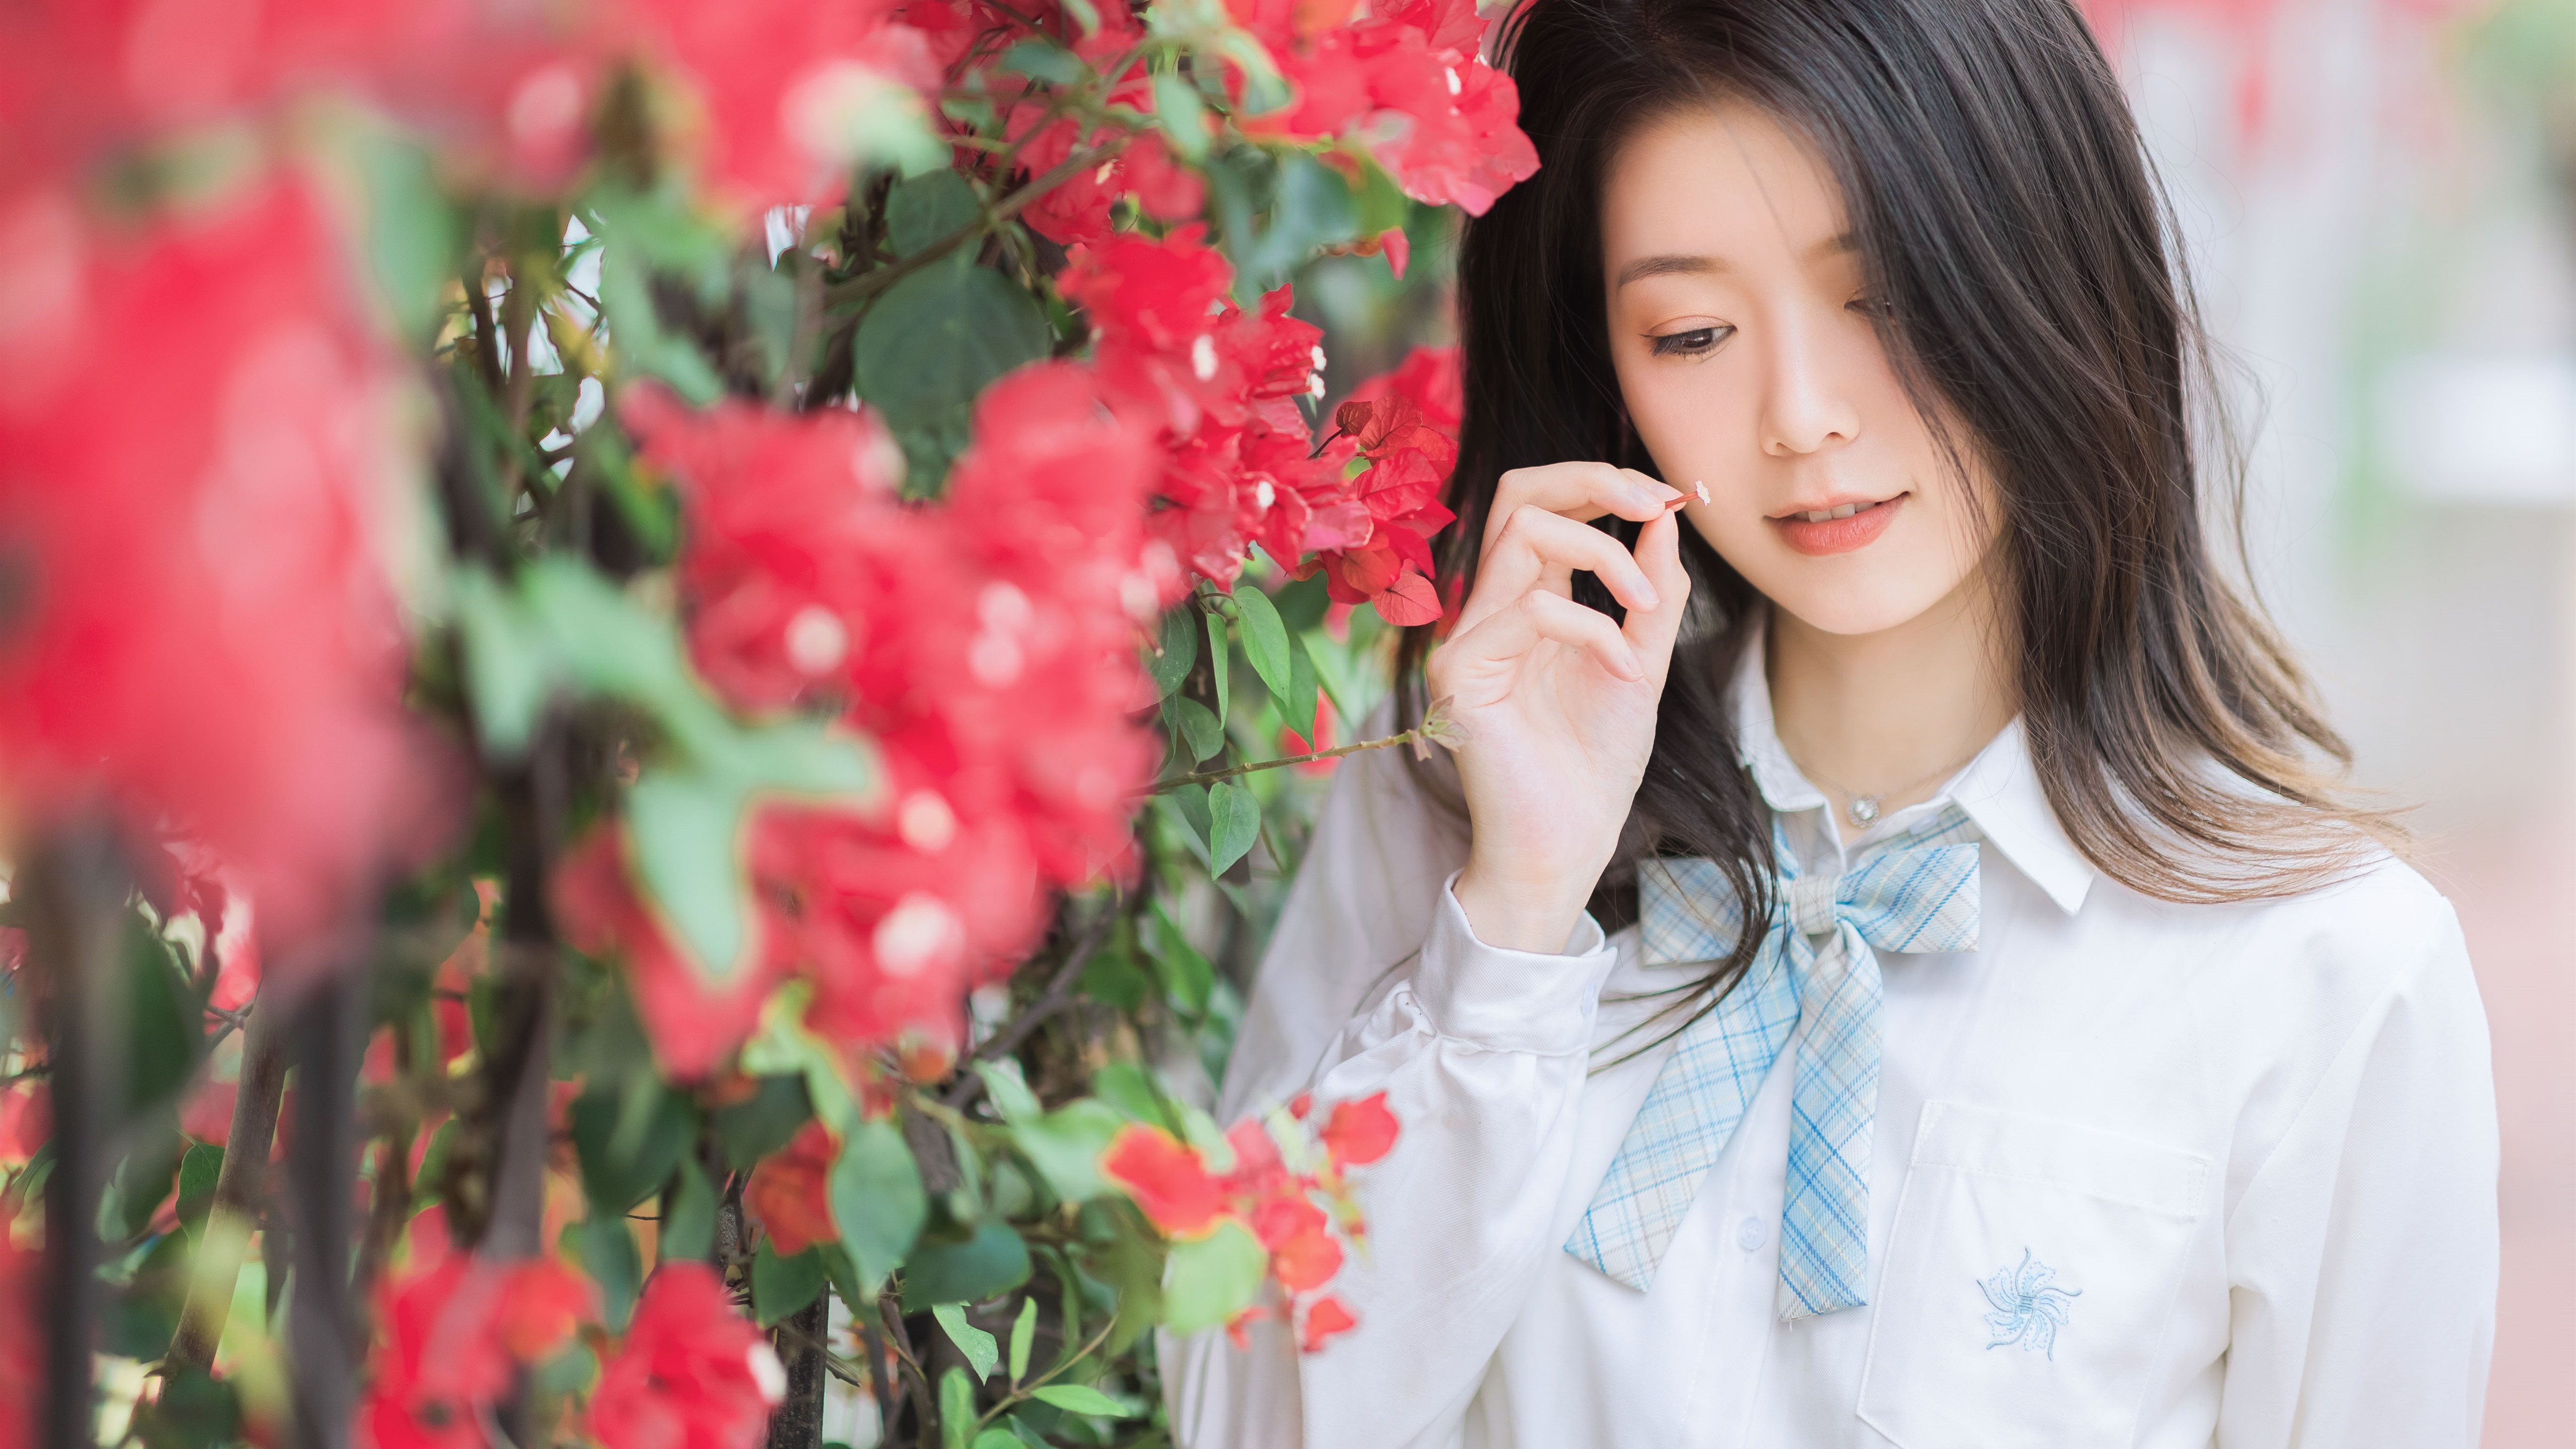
[[1979, 1248, 2081, 1360]]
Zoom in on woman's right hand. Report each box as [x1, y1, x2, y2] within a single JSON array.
[[1430, 463, 1694, 953]]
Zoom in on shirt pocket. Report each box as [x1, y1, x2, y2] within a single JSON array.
[[1855, 1100, 2210, 1448]]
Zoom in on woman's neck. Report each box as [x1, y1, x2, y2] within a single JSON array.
[[1764, 571, 2016, 837]]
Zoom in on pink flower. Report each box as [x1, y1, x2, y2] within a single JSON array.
[[0, 176, 444, 960], [589, 1264, 786, 1449], [745, 1120, 841, 1257], [1102, 1124, 1229, 1237], [360, 1239, 596, 1449]]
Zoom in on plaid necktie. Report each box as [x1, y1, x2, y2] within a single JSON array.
[[1565, 814, 1980, 1317]]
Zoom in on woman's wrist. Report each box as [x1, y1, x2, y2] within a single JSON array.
[[1452, 859, 1601, 955]]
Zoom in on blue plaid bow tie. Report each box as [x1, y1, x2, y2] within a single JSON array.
[[1565, 816, 1981, 1317]]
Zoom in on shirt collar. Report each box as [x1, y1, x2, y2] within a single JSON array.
[[1725, 627, 2098, 916]]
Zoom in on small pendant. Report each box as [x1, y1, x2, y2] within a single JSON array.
[[1848, 795, 1881, 826]]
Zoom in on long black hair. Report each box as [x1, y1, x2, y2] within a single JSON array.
[[1396, 0, 2391, 1035]]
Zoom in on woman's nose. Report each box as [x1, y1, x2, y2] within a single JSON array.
[[1755, 315, 1863, 457]]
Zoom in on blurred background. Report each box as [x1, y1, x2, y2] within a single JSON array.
[[1284, 0, 2576, 1439], [2069, 1, 2573, 1438]]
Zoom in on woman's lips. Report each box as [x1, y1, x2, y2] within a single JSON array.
[[1772, 494, 1903, 556]]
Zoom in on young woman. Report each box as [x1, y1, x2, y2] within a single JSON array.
[[1166, 0, 2499, 1443]]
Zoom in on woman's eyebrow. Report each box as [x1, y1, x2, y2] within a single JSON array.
[[1612, 231, 1858, 288], [1615, 253, 1722, 286]]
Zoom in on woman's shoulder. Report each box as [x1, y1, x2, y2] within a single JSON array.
[[2112, 845, 2472, 1015]]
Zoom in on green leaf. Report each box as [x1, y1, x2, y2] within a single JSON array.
[[569, 1075, 696, 1213], [1347, 148, 1414, 239], [753, 1239, 828, 1326], [1008, 1098, 1126, 1205], [175, 1142, 223, 1234], [355, 132, 462, 346], [1147, 606, 1198, 700], [452, 566, 555, 760], [1160, 1217, 1268, 1334], [1284, 630, 1320, 745], [1209, 147, 1358, 297], [1165, 783, 1214, 860], [625, 771, 757, 980], [122, 919, 199, 1121], [1008, 1296, 1039, 1382], [887, 172, 982, 257], [999, 39, 1086, 86], [596, 241, 725, 405], [661, 1157, 717, 1265], [829, 1116, 928, 1289], [1153, 71, 1212, 160], [1086, 1060, 1163, 1124], [106, 1133, 181, 1241], [1169, 696, 1223, 765], [1206, 779, 1260, 875], [1077, 948, 1151, 1011], [971, 1431, 1023, 1449], [1201, 608, 1232, 729], [853, 253, 1050, 493], [939, 1368, 979, 1449], [932, 1302, 1001, 1380], [902, 1220, 1032, 1311], [577, 1215, 642, 1332], [974, 1060, 1045, 1123], [1231, 585, 1292, 707], [713, 1075, 815, 1171], [1146, 905, 1214, 1016], [1028, 1383, 1135, 1417]]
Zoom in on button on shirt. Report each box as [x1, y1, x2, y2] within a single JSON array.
[[1162, 640, 2499, 1448]]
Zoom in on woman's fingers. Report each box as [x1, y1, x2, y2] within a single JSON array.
[[1621, 511, 1694, 687], [1484, 462, 1686, 551], [1454, 504, 1662, 637], [1442, 586, 1647, 684]]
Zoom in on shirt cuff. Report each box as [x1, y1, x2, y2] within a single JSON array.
[[1410, 869, 1621, 1054]]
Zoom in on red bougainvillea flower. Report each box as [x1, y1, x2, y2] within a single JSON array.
[[745, 1119, 841, 1256], [1320, 1091, 1400, 1171], [0, 176, 443, 962], [1103, 1095, 1399, 1350], [361, 1241, 595, 1449], [552, 822, 787, 1082], [1250, 1193, 1343, 1292], [1300, 1293, 1359, 1353], [613, 0, 944, 217], [1309, 392, 1458, 626], [1101, 1123, 1229, 1238], [1227, 0, 1537, 214], [604, 365, 1159, 1073], [589, 1263, 787, 1449], [0, 1083, 47, 1168], [1340, 344, 1461, 434]]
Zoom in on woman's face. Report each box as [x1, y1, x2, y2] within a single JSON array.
[[1601, 100, 1997, 637]]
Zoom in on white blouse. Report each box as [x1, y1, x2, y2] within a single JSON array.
[[1162, 642, 2499, 1448]]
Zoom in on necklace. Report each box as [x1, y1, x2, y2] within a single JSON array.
[[1788, 746, 1985, 828]]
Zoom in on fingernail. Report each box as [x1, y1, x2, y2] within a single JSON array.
[[1634, 583, 1662, 610]]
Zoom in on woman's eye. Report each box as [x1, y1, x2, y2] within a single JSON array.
[[1649, 326, 1727, 357], [1847, 295, 1891, 318]]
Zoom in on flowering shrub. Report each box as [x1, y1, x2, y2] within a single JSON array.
[[0, 0, 1502, 1443]]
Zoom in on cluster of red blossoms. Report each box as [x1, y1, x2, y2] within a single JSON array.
[[1101, 1091, 1399, 1353], [563, 361, 1165, 1076], [362, 1224, 784, 1449], [1064, 226, 1464, 622]]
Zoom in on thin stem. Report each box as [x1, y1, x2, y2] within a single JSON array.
[[941, 913, 1117, 1111], [824, 137, 1130, 312], [972, 1315, 1118, 1431], [167, 990, 289, 1371], [1149, 728, 1424, 792]]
